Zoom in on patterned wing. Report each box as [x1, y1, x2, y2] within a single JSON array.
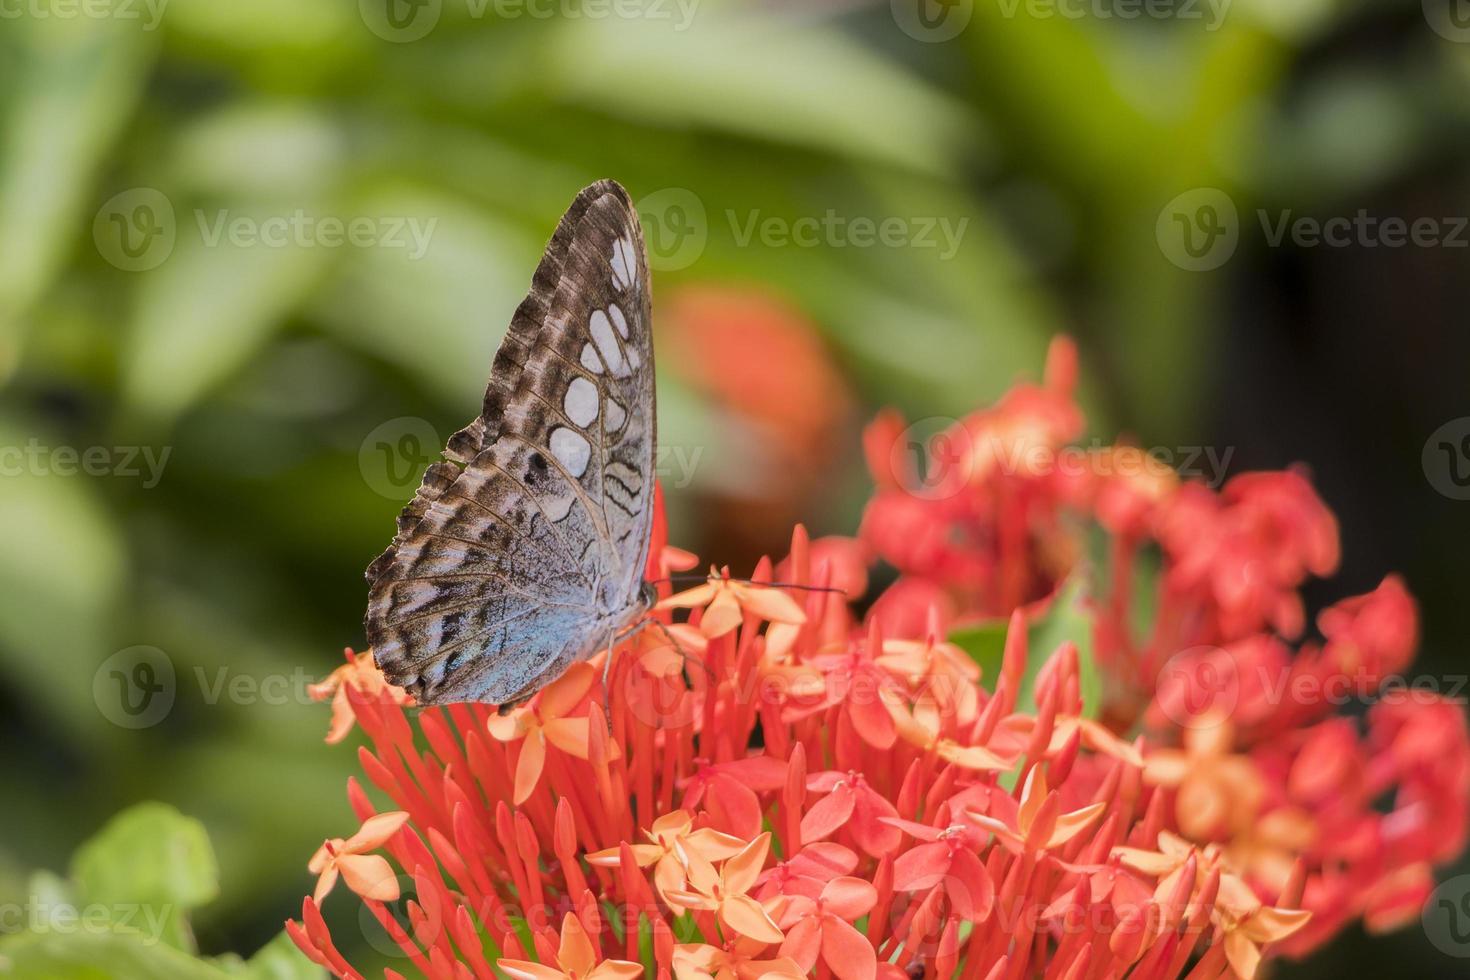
[[365, 179, 656, 706]]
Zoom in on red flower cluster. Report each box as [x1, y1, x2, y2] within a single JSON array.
[[859, 337, 1470, 955], [293, 524, 1311, 977], [289, 338, 1467, 978]]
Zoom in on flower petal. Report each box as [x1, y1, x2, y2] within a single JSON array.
[[539, 662, 598, 719], [721, 894, 785, 944], [819, 877, 878, 920], [343, 811, 410, 853], [513, 731, 547, 805], [336, 854, 399, 902], [819, 915, 877, 980]]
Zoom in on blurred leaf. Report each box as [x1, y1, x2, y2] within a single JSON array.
[[121, 231, 330, 426], [550, 12, 979, 177], [0, 20, 154, 345], [308, 188, 532, 404], [0, 930, 232, 980], [216, 931, 323, 979], [0, 416, 125, 742], [71, 803, 219, 953]]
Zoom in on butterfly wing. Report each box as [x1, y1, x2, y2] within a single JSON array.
[[365, 179, 655, 706]]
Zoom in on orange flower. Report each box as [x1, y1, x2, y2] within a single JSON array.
[[776, 877, 878, 980], [1214, 879, 1311, 980], [659, 569, 806, 638], [672, 939, 804, 980], [967, 767, 1104, 855], [887, 695, 1011, 771], [1143, 714, 1263, 840], [307, 647, 411, 744], [665, 832, 784, 944], [306, 811, 407, 904], [876, 635, 981, 725], [487, 662, 607, 805], [500, 912, 644, 980], [586, 810, 746, 903]]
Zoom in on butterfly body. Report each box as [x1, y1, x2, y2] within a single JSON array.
[[365, 180, 656, 707]]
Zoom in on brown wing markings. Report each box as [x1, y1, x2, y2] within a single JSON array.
[[479, 451, 597, 571], [383, 576, 587, 624], [442, 481, 586, 582], [501, 432, 611, 547]]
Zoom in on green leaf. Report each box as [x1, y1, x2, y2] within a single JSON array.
[[228, 931, 324, 980], [0, 415, 125, 744], [70, 803, 219, 953], [0, 930, 232, 980]]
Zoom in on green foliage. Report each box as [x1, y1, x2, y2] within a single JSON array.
[[0, 803, 319, 979]]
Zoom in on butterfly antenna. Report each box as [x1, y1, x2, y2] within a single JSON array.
[[647, 574, 848, 597]]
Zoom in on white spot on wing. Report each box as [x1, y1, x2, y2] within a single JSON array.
[[609, 304, 629, 338], [589, 310, 627, 375], [611, 236, 637, 291], [564, 377, 599, 427], [550, 427, 590, 478], [580, 342, 602, 373], [604, 397, 627, 432]]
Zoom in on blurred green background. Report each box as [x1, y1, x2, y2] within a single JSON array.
[[1, 0, 1468, 976]]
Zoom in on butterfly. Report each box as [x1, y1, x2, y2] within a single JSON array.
[[365, 180, 657, 708]]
